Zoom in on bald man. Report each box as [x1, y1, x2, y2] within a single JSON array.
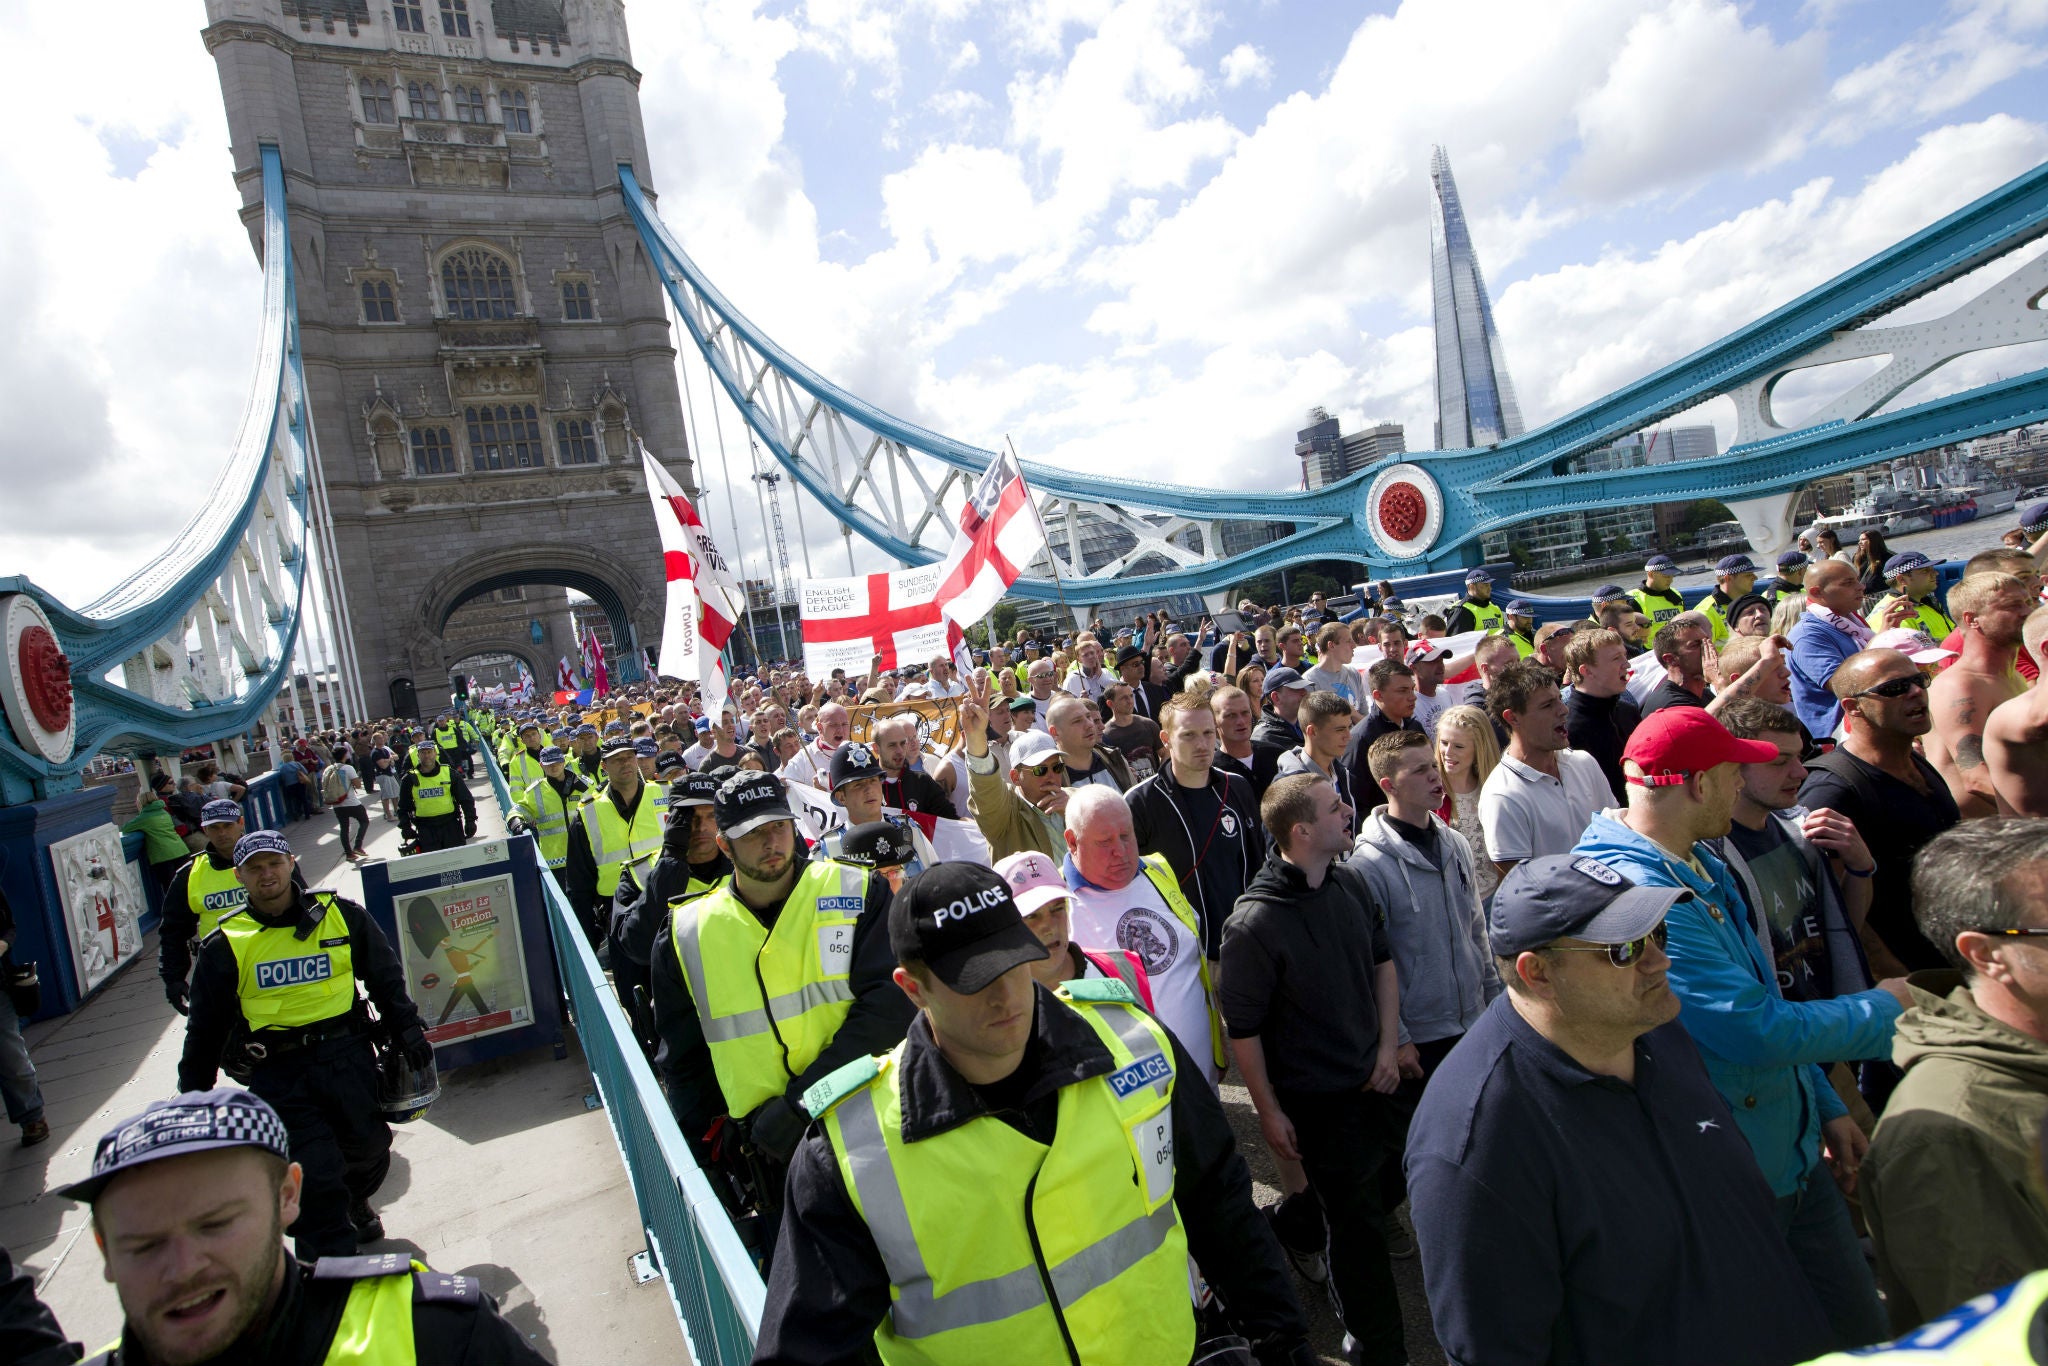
[[1987, 605, 2048, 816], [780, 701, 852, 789], [1788, 561, 1878, 739]]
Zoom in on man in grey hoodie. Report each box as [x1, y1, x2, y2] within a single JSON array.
[[1352, 729, 1501, 1077]]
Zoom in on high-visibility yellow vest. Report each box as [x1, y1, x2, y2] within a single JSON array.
[[1798, 1269, 2048, 1363], [807, 981, 1192, 1366], [1866, 594, 1956, 640], [577, 786, 664, 896], [219, 894, 355, 1032], [186, 856, 247, 940], [504, 746, 548, 792], [1136, 854, 1229, 1072], [1509, 630, 1535, 658], [1461, 598, 1504, 633], [1632, 586, 1687, 646], [671, 859, 869, 1117], [410, 771, 456, 819], [516, 777, 583, 870], [1698, 594, 1732, 646], [433, 723, 461, 752]]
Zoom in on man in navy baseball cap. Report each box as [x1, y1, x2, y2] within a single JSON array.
[[1703, 554, 1759, 644], [1635, 554, 1687, 647], [1448, 567, 1501, 636], [1766, 548, 1808, 604]]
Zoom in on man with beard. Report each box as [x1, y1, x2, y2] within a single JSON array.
[[1925, 571, 2035, 818], [64, 1088, 542, 1365], [649, 773, 912, 1230]]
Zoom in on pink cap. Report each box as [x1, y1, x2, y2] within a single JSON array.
[[994, 850, 1069, 915], [1870, 628, 1956, 665]]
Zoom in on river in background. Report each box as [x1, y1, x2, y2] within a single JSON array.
[[1532, 516, 2025, 601]]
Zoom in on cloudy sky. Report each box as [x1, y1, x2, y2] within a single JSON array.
[[6, 0, 2048, 606]]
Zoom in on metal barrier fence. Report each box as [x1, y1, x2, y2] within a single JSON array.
[[479, 747, 767, 1360]]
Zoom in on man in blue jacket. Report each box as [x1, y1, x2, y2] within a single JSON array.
[[1787, 561, 1874, 739], [1573, 707, 1909, 1352]]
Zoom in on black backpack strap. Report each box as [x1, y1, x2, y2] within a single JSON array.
[[1803, 748, 1884, 814]]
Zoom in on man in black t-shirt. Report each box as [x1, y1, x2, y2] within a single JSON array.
[[1798, 650, 1960, 976]]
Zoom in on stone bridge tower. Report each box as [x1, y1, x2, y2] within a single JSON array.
[[202, 0, 692, 715]]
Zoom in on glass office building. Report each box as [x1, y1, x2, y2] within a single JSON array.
[[1430, 145, 1526, 450]]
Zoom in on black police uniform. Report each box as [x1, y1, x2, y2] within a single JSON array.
[[178, 886, 429, 1260], [157, 851, 307, 1012], [83, 1252, 548, 1365], [398, 761, 476, 853], [1, 1244, 77, 1366], [609, 829, 731, 1057]]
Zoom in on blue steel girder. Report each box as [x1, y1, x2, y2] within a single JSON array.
[[619, 157, 2048, 597], [0, 145, 314, 798]]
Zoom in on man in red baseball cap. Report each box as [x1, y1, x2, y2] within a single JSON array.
[[1573, 706, 1902, 1353]]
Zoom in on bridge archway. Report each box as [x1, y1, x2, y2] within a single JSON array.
[[446, 639, 549, 691]]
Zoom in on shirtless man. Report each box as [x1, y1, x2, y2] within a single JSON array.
[[1927, 572, 2035, 817], [1987, 605, 2048, 816]]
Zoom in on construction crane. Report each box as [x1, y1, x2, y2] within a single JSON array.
[[751, 445, 796, 661]]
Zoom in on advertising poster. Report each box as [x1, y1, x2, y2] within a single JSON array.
[[396, 872, 533, 1044], [49, 825, 147, 996]]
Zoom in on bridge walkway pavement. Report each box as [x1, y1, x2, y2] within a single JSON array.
[[0, 768, 687, 1363]]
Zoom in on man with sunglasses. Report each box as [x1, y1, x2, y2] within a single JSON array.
[[1576, 708, 1900, 1351], [1407, 853, 1836, 1366], [961, 672, 1070, 861], [1801, 650, 1961, 977]]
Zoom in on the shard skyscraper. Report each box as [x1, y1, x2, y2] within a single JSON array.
[[1430, 146, 1526, 448]]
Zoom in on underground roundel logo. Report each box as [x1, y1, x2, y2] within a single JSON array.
[[0, 593, 76, 764], [1364, 464, 1445, 560]]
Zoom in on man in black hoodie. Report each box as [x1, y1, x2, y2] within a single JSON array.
[[608, 772, 731, 1055], [1220, 772, 1418, 1366]]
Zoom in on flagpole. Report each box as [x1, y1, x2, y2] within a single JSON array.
[[1007, 434, 1080, 637]]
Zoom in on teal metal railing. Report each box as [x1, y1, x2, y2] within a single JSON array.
[[479, 747, 766, 1359]]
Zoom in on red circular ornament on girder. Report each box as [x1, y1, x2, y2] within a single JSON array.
[[18, 624, 73, 733], [1378, 482, 1428, 543]]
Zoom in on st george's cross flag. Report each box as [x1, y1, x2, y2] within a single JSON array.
[[799, 563, 962, 679], [932, 446, 1045, 632], [641, 445, 743, 718]]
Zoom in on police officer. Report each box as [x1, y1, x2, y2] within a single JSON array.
[[397, 740, 475, 853], [649, 772, 913, 1217], [833, 820, 922, 895], [502, 720, 550, 791], [1632, 553, 1689, 646], [562, 737, 663, 946], [1698, 553, 1760, 645], [1503, 599, 1538, 657], [609, 771, 729, 1054], [157, 799, 301, 1014], [431, 714, 463, 771], [177, 832, 432, 1258], [755, 861, 1313, 1366], [1445, 568, 1504, 636], [819, 741, 939, 871], [1867, 550, 1956, 638], [507, 746, 591, 871], [1765, 549, 1809, 605], [567, 723, 606, 786], [61, 1087, 546, 1365]]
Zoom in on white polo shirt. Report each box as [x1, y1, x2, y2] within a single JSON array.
[[1477, 749, 1613, 866]]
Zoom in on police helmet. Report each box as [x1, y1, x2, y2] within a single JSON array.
[[374, 1037, 441, 1124]]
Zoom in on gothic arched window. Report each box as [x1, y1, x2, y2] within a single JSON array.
[[407, 82, 440, 120], [440, 247, 518, 320], [501, 89, 532, 134], [467, 404, 543, 470], [359, 279, 396, 323], [357, 78, 394, 124], [452, 85, 487, 124], [556, 418, 599, 465]]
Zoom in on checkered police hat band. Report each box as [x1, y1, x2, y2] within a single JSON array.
[[95, 1098, 290, 1179]]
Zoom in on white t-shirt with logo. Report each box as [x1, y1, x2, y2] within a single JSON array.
[[1065, 871, 1220, 1089]]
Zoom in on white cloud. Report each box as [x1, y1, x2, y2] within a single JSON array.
[[1825, 0, 2048, 138], [948, 38, 982, 71], [1219, 42, 1272, 89], [1569, 0, 1825, 200]]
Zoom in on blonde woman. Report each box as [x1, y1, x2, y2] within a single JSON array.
[[1435, 705, 1503, 905], [1234, 663, 1266, 715], [1770, 595, 1806, 640]]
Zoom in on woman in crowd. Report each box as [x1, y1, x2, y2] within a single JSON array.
[[1435, 704, 1503, 906]]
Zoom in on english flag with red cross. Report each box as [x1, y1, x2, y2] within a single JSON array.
[[642, 445, 743, 718], [933, 446, 1045, 632], [798, 563, 961, 679]]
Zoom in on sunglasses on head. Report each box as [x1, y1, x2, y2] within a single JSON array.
[[1547, 922, 1669, 968], [1853, 675, 1927, 700], [1022, 757, 1067, 777]]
